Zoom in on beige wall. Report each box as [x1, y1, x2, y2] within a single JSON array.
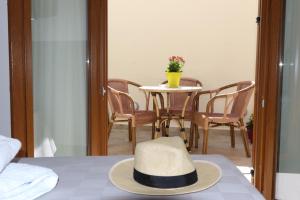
[[108, 0, 258, 125]]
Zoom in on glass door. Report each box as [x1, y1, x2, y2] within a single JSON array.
[[276, 0, 300, 199], [31, 0, 88, 157]]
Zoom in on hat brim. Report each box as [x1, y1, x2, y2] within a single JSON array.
[[109, 158, 222, 196]]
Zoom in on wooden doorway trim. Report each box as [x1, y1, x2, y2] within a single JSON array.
[[8, 0, 108, 156], [88, 0, 108, 155], [253, 0, 284, 199], [8, 0, 33, 157]]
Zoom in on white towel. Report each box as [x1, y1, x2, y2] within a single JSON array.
[[0, 163, 58, 200], [0, 135, 21, 172]]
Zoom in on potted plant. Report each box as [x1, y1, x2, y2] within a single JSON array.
[[166, 56, 185, 88], [246, 114, 254, 144]]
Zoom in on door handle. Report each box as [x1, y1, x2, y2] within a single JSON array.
[[100, 86, 106, 96]]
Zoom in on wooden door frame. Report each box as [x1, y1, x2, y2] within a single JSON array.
[[253, 0, 285, 199], [8, 0, 33, 157], [8, 0, 285, 198], [8, 0, 108, 157]]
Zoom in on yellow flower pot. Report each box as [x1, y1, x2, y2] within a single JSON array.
[[166, 72, 182, 88]]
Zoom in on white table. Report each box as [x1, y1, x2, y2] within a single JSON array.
[[140, 85, 202, 149]]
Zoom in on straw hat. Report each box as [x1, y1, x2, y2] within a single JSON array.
[[109, 136, 222, 195]]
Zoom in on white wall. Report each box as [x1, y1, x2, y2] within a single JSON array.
[[108, 0, 258, 123], [0, 0, 11, 137]]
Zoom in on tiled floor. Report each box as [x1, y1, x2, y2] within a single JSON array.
[[108, 125, 253, 182], [108, 125, 253, 167]]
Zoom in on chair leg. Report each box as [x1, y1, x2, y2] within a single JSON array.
[[202, 128, 209, 154], [195, 124, 199, 148], [230, 125, 235, 148], [241, 126, 251, 157], [128, 120, 132, 142], [165, 119, 170, 137], [189, 123, 195, 149], [151, 122, 155, 139], [131, 126, 136, 154], [161, 120, 167, 136]]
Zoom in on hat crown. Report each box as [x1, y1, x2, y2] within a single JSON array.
[[134, 136, 195, 176]]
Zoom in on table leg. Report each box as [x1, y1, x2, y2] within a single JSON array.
[[165, 93, 171, 137], [151, 92, 161, 139], [189, 123, 195, 149], [179, 92, 192, 151]]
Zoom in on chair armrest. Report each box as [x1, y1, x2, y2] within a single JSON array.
[[205, 82, 255, 118], [192, 89, 219, 112], [205, 92, 238, 117], [128, 81, 150, 111], [127, 81, 142, 88], [118, 92, 136, 114], [108, 86, 135, 114], [216, 83, 239, 94]]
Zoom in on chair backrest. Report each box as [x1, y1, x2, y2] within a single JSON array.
[[230, 81, 255, 118], [108, 79, 132, 114], [162, 77, 203, 111]]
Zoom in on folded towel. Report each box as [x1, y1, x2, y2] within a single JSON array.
[[0, 135, 21, 172], [0, 163, 58, 200]]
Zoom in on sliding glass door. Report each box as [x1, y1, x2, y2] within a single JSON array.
[[31, 0, 88, 156], [276, 0, 300, 198]]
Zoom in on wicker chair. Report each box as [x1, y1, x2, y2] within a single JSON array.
[[190, 81, 255, 157], [159, 78, 203, 136], [107, 79, 156, 153]]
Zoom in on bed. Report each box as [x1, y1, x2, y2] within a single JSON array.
[[16, 155, 265, 200]]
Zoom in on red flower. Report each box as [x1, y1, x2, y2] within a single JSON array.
[[169, 56, 185, 63]]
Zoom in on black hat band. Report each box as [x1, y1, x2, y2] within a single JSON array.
[[133, 168, 198, 189]]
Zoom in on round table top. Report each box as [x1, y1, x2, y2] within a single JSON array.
[[139, 85, 202, 93]]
